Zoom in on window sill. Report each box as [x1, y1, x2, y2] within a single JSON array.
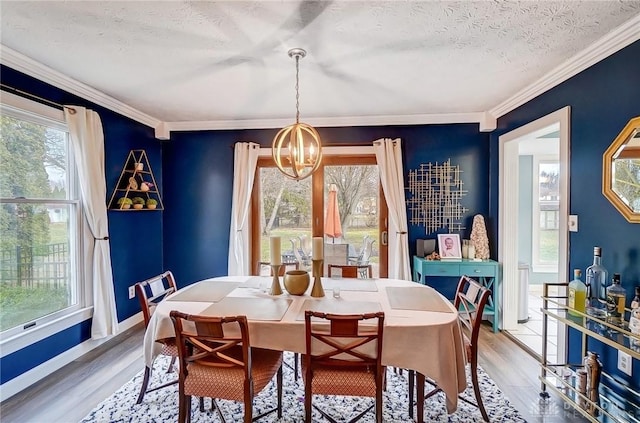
[[0, 307, 93, 357]]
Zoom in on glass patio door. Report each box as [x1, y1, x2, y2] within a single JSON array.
[[251, 154, 387, 278]]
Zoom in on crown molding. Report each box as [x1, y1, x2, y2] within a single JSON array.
[[490, 14, 640, 119], [0, 45, 161, 129], [165, 112, 494, 133]]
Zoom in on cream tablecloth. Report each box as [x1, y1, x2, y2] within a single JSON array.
[[142, 276, 467, 413]]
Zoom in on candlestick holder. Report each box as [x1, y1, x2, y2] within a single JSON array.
[[270, 264, 283, 295], [310, 259, 325, 297]]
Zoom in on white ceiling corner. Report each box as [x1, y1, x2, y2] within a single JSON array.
[[0, 1, 638, 138]]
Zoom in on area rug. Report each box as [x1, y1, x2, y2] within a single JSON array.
[[80, 353, 526, 422]]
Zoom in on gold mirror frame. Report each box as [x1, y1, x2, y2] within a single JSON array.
[[602, 116, 640, 223]]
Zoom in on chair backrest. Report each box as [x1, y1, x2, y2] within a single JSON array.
[[356, 235, 376, 265], [454, 275, 491, 358], [256, 261, 299, 276], [170, 311, 251, 380], [327, 264, 373, 279], [304, 311, 384, 370], [135, 271, 177, 327]]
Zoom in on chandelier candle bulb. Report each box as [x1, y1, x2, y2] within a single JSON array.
[[312, 237, 324, 260], [270, 236, 282, 265]]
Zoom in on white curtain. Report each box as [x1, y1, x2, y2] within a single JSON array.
[[65, 106, 117, 339], [373, 138, 411, 280], [227, 142, 260, 275]]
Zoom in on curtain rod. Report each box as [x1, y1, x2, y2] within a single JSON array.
[[1, 84, 76, 114]]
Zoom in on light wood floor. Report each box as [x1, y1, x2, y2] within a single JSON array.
[[1, 322, 585, 423]]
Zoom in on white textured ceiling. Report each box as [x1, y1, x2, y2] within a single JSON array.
[[1, 1, 639, 129]]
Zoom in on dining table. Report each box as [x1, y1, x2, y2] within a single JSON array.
[[142, 275, 468, 414]]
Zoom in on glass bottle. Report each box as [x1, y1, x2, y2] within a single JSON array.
[[632, 286, 640, 311], [586, 247, 608, 318], [606, 273, 626, 325], [568, 269, 587, 316]]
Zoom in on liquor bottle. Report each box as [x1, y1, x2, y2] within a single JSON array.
[[586, 247, 608, 318], [568, 269, 587, 316], [605, 273, 626, 325], [632, 286, 640, 310]]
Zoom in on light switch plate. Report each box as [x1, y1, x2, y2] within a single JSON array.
[[128, 285, 136, 300], [568, 215, 578, 232], [618, 350, 632, 376]]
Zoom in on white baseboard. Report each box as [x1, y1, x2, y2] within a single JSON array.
[[0, 312, 143, 402]]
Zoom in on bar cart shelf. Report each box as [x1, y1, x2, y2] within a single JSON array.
[[539, 282, 639, 422]]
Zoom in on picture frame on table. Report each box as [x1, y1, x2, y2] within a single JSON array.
[[437, 234, 462, 260]]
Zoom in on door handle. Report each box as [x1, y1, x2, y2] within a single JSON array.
[[382, 231, 388, 246]]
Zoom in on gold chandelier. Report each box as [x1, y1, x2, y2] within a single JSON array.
[[272, 48, 322, 180]]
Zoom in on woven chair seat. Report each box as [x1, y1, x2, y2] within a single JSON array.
[[185, 347, 282, 400], [301, 360, 377, 397], [159, 338, 178, 357]]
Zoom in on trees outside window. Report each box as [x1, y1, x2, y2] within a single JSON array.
[[0, 103, 82, 335]]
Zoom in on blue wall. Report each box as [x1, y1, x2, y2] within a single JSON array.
[[491, 41, 640, 404], [162, 124, 490, 301]]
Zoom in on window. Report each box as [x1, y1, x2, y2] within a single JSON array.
[[251, 148, 387, 278], [532, 158, 559, 272], [0, 93, 86, 342]]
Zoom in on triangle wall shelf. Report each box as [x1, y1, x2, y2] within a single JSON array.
[[108, 150, 164, 211]]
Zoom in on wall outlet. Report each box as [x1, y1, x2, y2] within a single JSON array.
[[568, 215, 578, 232], [618, 350, 632, 376], [128, 285, 136, 300]]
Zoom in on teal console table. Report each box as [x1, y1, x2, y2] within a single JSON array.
[[413, 256, 501, 332]]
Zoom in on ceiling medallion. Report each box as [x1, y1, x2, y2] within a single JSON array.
[[272, 48, 322, 181]]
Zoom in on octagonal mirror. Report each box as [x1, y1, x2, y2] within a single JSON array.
[[603, 116, 640, 223]]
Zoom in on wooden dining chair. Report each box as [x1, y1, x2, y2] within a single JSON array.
[[327, 264, 373, 279], [135, 270, 179, 404], [170, 311, 283, 423], [408, 275, 491, 422], [303, 310, 385, 423]]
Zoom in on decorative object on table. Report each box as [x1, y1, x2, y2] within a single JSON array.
[[269, 236, 283, 295], [425, 251, 440, 261], [470, 214, 490, 259], [437, 234, 462, 260], [406, 159, 468, 234], [310, 237, 325, 297], [272, 48, 322, 181], [283, 270, 310, 295], [132, 197, 145, 209], [146, 198, 158, 210], [310, 259, 325, 297], [416, 239, 436, 257], [461, 239, 470, 258]]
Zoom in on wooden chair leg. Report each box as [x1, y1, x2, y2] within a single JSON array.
[[376, 377, 383, 423], [471, 360, 490, 422], [136, 365, 152, 404], [305, 371, 312, 423], [416, 372, 425, 423], [277, 365, 283, 418], [408, 369, 414, 419], [185, 394, 192, 423], [167, 356, 176, 373], [294, 353, 299, 381]]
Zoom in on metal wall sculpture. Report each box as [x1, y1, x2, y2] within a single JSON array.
[[407, 159, 468, 234]]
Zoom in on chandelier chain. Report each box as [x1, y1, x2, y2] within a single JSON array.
[[295, 54, 300, 124]]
